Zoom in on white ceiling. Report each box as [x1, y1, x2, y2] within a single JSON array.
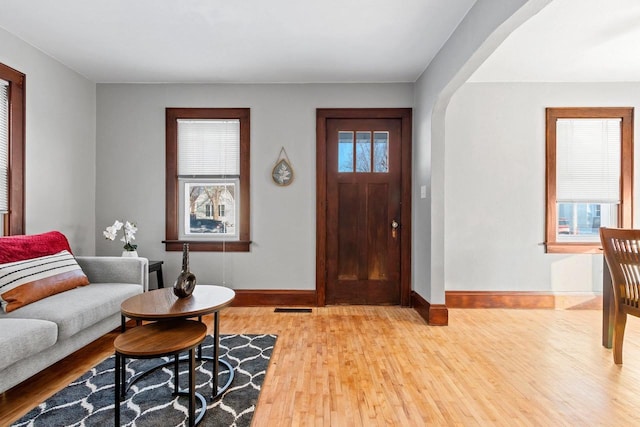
[[0, 0, 476, 84], [470, 0, 640, 82]]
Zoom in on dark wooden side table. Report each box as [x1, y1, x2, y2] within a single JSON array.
[[114, 319, 207, 426], [148, 260, 164, 289]]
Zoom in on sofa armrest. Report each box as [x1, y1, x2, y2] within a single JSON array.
[[75, 256, 149, 292]]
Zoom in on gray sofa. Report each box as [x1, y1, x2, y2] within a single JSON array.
[[0, 256, 148, 393]]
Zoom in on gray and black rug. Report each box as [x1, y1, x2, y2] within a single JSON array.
[[13, 334, 277, 427]]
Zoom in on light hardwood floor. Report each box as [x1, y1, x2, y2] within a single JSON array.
[[2, 306, 640, 426]]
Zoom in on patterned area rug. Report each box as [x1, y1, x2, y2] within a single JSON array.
[[13, 334, 276, 427]]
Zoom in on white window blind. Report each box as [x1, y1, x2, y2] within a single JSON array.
[[0, 80, 8, 213], [177, 119, 240, 176], [556, 118, 621, 203]]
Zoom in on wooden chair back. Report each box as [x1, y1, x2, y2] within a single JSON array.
[[600, 227, 640, 363]]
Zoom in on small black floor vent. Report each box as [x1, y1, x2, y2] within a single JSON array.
[[274, 308, 313, 313]]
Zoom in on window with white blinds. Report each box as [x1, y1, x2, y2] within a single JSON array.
[[556, 118, 621, 204], [0, 63, 25, 236], [0, 80, 8, 213], [166, 108, 251, 252], [177, 119, 240, 176], [545, 107, 633, 253]]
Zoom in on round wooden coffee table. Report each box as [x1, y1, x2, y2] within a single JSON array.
[[114, 320, 207, 426], [120, 285, 236, 400]]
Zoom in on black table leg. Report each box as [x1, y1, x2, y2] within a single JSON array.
[[115, 353, 121, 426], [213, 311, 220, 400], [189, 348, 195, 427], [197, 316, 203, 359], [157, 265, 164, 289], [120, 356, 126, 399], [174, 354, 180, 394]]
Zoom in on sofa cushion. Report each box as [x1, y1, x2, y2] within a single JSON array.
[[0, 283, 142, 340], [0, 318, 58, 370], [0, 250, 90, 313], [0, 231, 72, 264]]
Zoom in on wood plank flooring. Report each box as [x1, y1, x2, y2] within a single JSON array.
[[2, 306, 640, 426]]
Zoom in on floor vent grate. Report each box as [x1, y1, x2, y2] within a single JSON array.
[[274, 308, 313, 313]]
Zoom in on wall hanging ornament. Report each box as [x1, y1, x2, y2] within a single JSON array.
[[272, 147, 294, 186], [173, 243, 197, 298]]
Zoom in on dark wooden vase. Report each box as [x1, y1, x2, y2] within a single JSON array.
[[173, 243, 196, 298]]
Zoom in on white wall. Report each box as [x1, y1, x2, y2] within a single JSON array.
[[444, 81, 640, 293], [0, 28, 96, 253], [0, 0, 561, 299], [95, 83, 413, 289], [412, 0, 550, 304]]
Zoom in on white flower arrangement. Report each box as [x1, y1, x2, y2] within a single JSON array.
[[103, 220, 138, 251]]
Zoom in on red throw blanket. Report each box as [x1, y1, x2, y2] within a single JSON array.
[[0, 231, 73, 264]]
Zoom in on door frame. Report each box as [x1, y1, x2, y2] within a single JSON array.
[[316, 108, 412, 306]]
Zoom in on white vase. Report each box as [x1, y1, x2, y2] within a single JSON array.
[[122, 250, 138, 257]]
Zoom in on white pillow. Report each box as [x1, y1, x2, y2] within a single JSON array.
[[0, 250, 89, 313]]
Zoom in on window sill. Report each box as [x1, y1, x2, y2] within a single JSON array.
[[163, 240, 251, 252], [545, 242, 602, 254]]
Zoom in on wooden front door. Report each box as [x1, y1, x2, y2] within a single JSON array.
[[316, 109, 412, 306]]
